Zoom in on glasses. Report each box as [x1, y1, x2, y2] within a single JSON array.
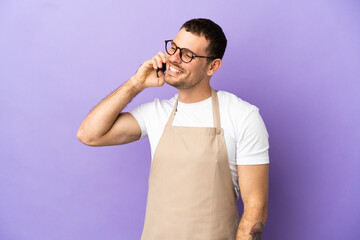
[[165, 40, 216, 63]]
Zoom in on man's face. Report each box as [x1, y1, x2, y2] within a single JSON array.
[[164, 28, 211, 89]]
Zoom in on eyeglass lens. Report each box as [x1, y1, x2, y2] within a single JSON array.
[[166, 41, 193, 63]]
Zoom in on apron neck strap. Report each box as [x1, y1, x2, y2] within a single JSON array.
[[211, 88, 221, 129], [166, 88, 221, 129]]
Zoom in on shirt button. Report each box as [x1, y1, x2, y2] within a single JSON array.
[[216, 129, 222, 135]]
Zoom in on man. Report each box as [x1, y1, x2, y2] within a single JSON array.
[[77, 18, 269, 240]]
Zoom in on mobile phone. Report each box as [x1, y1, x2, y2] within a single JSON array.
[[156, 63, 167, 78]]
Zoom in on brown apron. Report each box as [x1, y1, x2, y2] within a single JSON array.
[[141, 88, 239, 240]]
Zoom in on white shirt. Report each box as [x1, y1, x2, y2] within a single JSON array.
[[130, 90, 269, 199]]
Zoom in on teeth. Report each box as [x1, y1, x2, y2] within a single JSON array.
[[170, 66, 181, 73]]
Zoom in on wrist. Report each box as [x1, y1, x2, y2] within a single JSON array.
[[128, 76, 146, 93]]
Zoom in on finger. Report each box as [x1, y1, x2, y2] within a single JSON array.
[[157, 70, 165, 86], [157, 51, 167, 64], [156, 67, 162, 78], [151, 59, 158, 70], [142, 59, 154, 69], [154, 55, 163, 69]]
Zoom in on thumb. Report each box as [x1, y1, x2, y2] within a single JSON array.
[[157, 71, 165, 87]]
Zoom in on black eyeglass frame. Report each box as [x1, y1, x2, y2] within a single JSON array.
[[164, 40, 217, 63]]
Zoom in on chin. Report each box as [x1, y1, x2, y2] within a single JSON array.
[[164, 75, 179, 86], [164, 79, 182, 89]]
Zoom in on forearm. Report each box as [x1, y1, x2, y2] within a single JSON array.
[[77, 77, 144, 142], [236, 205, 267, 240]]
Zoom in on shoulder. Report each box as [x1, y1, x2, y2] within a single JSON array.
[[217, 90, 259, 117], [217, 90, 268, 150], [216, 90, 265, 137]]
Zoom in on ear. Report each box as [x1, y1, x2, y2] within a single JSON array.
[[207, 59, 222, 76]]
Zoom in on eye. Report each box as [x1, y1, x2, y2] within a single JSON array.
[[182, 49, 193, 59], [184, 52, 192, 58]]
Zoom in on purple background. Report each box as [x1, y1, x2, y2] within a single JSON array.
[[1, 0, 359, 239]]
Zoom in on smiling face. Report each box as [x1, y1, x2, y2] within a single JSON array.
[[164, 28, 212, 89]]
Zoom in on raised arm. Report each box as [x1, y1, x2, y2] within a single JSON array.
[[236, 164, 269, 240], [76, 52, 167, 146]]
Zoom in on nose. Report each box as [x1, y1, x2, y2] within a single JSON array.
[[168, 48, 182, 64]]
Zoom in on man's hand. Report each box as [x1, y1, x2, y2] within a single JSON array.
[[131, 51, 167, 89]]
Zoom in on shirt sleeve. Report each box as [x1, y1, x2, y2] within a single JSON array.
[[129, 104, 148, 140], [236, 109, 270, 165]]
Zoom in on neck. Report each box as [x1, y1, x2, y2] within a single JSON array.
[[177, 83, 212, 103]]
